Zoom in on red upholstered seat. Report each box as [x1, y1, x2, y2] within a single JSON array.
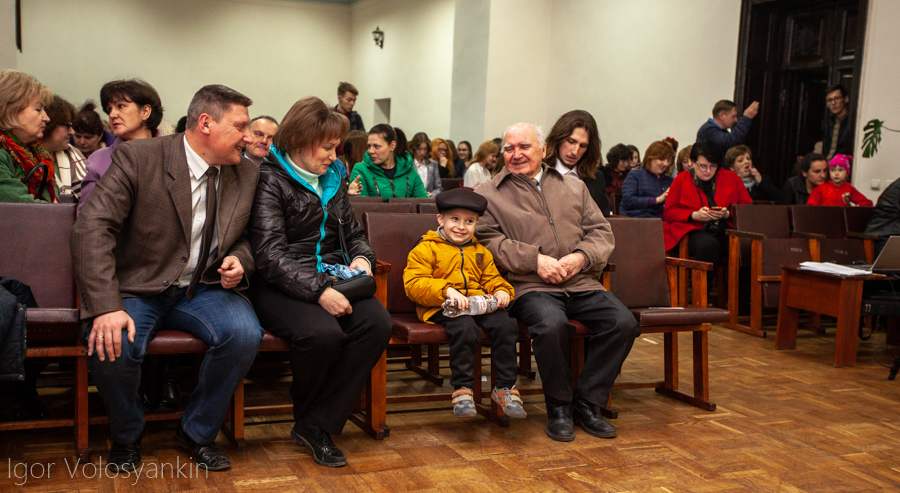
[[259, 331, 291, 351]]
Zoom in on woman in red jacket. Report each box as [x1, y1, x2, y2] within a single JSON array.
[[664, 140, 752, 264]]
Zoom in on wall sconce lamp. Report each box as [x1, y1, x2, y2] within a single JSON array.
[[372, 26, 384, 49]]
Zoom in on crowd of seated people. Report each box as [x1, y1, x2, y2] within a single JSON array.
[[3, 67, 898, 475]]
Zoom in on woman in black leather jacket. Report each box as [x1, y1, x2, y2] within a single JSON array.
[[247, 97, 392, 468]]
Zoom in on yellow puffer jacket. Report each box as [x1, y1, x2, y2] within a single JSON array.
[[404, 230, 515, 323]]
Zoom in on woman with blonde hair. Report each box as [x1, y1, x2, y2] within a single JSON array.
[[463, 140, 499, 188], [0, 70, 56, 203]]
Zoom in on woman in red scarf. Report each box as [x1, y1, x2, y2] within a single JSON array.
[[0, 70, 57, 203]]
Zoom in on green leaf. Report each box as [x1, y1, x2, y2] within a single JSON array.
[[862, 119, 884, 158]]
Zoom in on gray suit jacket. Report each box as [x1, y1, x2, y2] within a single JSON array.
[[71, 133, 259, 320], [419, 158, 444, 197]]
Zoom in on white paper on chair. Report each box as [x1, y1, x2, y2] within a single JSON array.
[[798, 261, 872, 275]]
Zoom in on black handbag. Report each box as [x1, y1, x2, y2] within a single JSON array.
[[330, 274, 376, 303], [329, 204, 376, 303]]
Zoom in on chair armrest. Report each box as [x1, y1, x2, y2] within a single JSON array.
[[604, 262, 615, 273], [845, 231, 879, 240], [375, 259, 391, 274], [791, 231, 826, 240], [666, 257, 714, 271], [757, 275, 782, 283], [726, 229, 766, 240]]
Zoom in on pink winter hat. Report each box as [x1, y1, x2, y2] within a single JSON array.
[[829, 154, 852, 173]]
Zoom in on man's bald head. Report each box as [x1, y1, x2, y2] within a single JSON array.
[[501, 123, 546, 178]]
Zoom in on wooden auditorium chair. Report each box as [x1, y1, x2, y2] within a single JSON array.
[[600, 218, 726, 415], [723, 204, 814, 337], [440, 178, 463, 191], [363, 212, 518, 426], [791, 205, 875, 264], [0, 203, 88, 459]]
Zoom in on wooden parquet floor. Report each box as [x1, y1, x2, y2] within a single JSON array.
[[3, 323, 900, 492]]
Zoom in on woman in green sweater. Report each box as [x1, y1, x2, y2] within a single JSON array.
[[350, 124, 429, 201], [0, 70, 56, 203]]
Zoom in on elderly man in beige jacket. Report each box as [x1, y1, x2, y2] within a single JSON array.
[[475, 122, 640, 443]]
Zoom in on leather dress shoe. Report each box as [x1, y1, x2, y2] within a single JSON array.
[[155, 356, 180, 413], [107, 440, 141, 472], [175, 424, 231, 471], [291, 420, 347, 467], [573, 394, 617, 438], [544, 399, 575, 442]]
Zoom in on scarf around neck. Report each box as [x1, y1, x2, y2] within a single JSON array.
[[1, 130, 56, 202]]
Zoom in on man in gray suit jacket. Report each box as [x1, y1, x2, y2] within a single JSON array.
[[71, 85, 263, 472]]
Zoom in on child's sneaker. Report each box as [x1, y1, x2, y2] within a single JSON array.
[[451, 388, 476, 417], [492, 386, 527, 418]]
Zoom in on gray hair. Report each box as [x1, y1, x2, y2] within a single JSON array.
[[186, 84, 253, 130], [501, 123, 545, 148]]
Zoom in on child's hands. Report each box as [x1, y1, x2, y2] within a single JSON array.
[[446, 287, 468, 310], [494, 290, 511, 309]]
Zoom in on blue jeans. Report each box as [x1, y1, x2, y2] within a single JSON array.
[[85, 285, 263, 445]]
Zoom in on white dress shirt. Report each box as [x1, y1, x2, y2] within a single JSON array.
[[176, 136, 220, 287], [414, 158, 429, 188], [554, 159, 578, 178]]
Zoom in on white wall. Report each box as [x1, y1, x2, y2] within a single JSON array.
[[15, 0, 350, 123], [449, 0, 491, 143], [853, 0, 900, 201], [350, 0, 456, 138], [482, 0, 553, 142], [545, 0, 741, 158], [0, 0, 15, 70], [477, 0, 741, 150]]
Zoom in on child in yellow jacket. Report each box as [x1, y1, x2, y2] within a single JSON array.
[[403, 188, 525, 419]]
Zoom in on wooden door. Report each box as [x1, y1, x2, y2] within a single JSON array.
[[735, 0, 867, 186]]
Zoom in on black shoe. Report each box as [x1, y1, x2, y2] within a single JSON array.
[[291, 420, 347, 467], [156, 379, 179, 413], [155, 356, 179, 413], [107, 440, 141, 472], [544, 399, 575, 442], [175, 424, 231, 471], [573, 394, 617, 438]]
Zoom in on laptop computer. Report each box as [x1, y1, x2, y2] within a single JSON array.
[[845, 236, 900, 274]]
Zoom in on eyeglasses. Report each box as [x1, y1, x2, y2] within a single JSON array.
[[696, 164, 718, 172], [62, 122, 74, 128], [826, 97, 844, 104]]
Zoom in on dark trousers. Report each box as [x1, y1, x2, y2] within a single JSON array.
[[250, 283, 392, 435], [430, 310, 519, 390], [85, 285, 264, 445], [688, 230, 728, 266], [510, 290, 641, 406]]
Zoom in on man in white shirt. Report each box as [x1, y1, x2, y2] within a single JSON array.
[[72, 85, 263, 474], [543, 110, 610, 216]]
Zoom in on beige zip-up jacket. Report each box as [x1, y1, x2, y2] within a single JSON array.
[[474, 164, 614, 297]]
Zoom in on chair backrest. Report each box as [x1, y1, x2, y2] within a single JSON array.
[[0, 203, 77, 309], [607, 217, 670, 308], [388, 198, 435, 204], [732, 204, 792, 239], [352, 202, 414, 230], [441, 178, 463, 191], [790, 205, 845, 239], [349, 196, 384, 203], [417, 202, 439, 214], [364, 213, 439, 313], [844, 206, 875, 233], [608, 193, 621, 216]]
